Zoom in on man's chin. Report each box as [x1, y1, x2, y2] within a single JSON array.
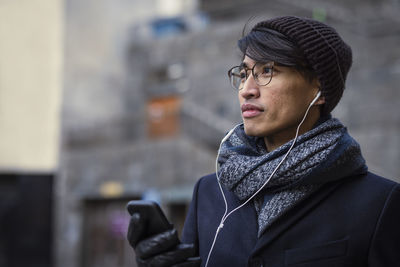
[[243, 126, 265, 137]]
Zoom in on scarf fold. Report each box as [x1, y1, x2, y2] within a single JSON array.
[[217, 117, 367, 236]]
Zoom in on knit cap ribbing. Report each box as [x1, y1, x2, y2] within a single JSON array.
[[254, 16, 352, 115]]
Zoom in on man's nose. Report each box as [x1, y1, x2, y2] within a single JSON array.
[[240, 74, 260, 99]]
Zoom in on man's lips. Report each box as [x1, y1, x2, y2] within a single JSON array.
[[241, 103, 264, 118]]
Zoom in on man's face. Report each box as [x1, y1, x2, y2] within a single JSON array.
[[238, 56, 320, 148]]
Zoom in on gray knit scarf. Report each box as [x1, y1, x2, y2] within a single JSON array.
[[217, 117, 367, 236]]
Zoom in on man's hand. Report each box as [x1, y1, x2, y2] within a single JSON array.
[[127, 213, 201, 267]]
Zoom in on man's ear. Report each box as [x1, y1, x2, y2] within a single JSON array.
[[315, 94, 326, 105], [313, 79, 325, 105]]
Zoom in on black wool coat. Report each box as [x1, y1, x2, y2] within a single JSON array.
[[182, 172, 400, 267]]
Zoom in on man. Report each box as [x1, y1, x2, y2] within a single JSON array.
[[128, 16, 400, 267]]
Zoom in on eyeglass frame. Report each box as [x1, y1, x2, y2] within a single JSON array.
[[227, 61, 275, 90]]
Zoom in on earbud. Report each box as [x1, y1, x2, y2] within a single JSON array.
[[309, 91, 321, 107]]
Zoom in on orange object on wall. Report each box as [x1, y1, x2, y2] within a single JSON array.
[[147, 96, 182, 138]]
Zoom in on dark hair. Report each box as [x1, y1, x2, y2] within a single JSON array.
[[238, 26, 317, 83]]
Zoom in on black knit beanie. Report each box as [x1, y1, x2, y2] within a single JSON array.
[[253, 16, 352, 115]]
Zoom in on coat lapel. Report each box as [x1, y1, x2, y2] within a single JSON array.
[[251, 181, 342, 255]]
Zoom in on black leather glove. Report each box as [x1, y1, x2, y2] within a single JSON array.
[[128, 213, 201, 267]]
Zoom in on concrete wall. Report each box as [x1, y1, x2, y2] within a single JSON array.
[[0, 0, 63, 172]]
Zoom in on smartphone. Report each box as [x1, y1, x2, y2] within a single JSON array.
[[126, 200, 173, 237]]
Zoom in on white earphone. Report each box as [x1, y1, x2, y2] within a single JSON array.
[[204, 91, 322, 267], [310, 90, 321, 106]]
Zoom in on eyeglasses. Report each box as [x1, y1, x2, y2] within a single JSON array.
[[227, 61, 274, 90]]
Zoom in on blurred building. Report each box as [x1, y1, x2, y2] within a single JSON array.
[[1, 0, 399, 267], [59, 0, 400, 266]]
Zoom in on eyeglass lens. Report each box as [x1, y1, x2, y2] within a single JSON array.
[[228, 62, 273, 90]]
